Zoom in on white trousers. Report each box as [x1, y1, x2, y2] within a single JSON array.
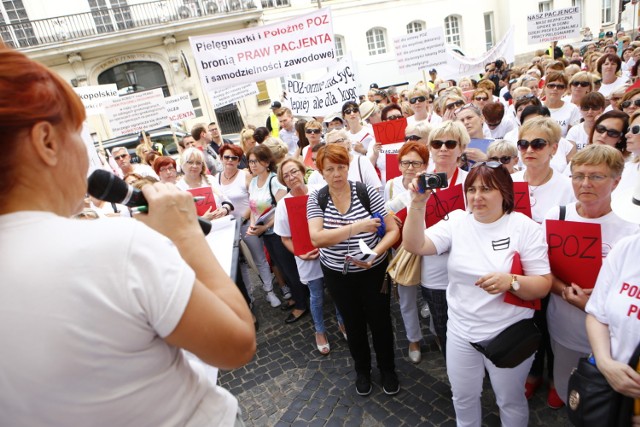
[[397, 285, 423, 343], [446, 331, 533, 427], [239, 223, 273, 293]]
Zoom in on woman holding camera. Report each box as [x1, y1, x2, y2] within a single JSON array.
[[403, 162, 552, 427]]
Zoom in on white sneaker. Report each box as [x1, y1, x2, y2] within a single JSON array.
[[420, 303, 430, 319], [266, 291, 281, 308]]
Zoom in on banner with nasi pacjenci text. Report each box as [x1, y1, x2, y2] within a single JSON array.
[[527, 7, 581, 44], [189, 9, 337, 91], [284, 56, 357, 116]]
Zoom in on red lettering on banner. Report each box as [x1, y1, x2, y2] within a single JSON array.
[[284, 195, 316, 256], [372, 118, 407, 144], [187, 187, 216, 216], [546, 220, 602, 289], [627, 304, 639, 318]]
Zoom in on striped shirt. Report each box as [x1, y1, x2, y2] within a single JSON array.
[[307, 181, 387, 273]]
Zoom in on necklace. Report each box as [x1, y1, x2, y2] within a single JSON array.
[[223, 169, 239, 181], [525, 168, 553, 207]]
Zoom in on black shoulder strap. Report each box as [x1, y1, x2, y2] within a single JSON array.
[[358, 156, 363, 182], [268, 175, 276, 206], [559, 205, 566, 221], [355, 181, 372, 215], [318, 185, 330, 212]]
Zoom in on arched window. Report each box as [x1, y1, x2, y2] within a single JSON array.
[[98, 61, 169, 96], [335, 35, 346, 60], [444, 15, 461, 46], [406, 21, 425, 34], [366, 28, 387, 56]]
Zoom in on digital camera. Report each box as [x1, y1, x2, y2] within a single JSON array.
[[417, 172, 448, 193]]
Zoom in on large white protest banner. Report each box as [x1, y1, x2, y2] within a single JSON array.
[[165, 92, 196, 122], [393, 27, 447, 75], [208, 82, 259, 109], [189, 8, 336, 91], [437, 26, 515, 79], [74, 84, 118, 116], [104, 88, 169, 137], [527, 7, 581, 44], [284, 56, 357, 116]]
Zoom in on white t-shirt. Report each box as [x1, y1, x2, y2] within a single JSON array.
[[586, 234, 640, 363], [0, 212, 237, 426], [544, 204, 639, 353], [598, 76, 629, 98], [612, 161, 640, 199], [307, 155, 382, 190], [407, 112, 442, 125], [348, 125, 375, 153], [248, 173, 287, 234], [274, 190, 323, 283], [426, 210, 551, 342], [211, 169, 250, 220], [511, 169, 576, 223], [489, 114, 518, 139], [279, 127, 299, 156], [545, 101, 582, 137], [566, 122, 589, 151]]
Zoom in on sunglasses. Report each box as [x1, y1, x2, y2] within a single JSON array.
[[471, 161, 502, 169], [517, 138, 548, 150], [223, 155, 239, 161], [474, 96, 489, 102], [446, 100, 465, 110], [404, 135, 422, 141], [343, 108, 359, 115], [488, 155, 514, 164], [580, 106, 602, 112], [409, 96, 427, 104], [546, 83, 566, 90], [621, 99, 640, 109], [113, 154, 128, 160], [386, 114, 403, 121], [516, 93, 536, 101], [595, 124, 622, 138], [571, 81, 591, 87], [305, 128, 322, 134], [430, 139, 458, 149], [630, 125, 640, 134]]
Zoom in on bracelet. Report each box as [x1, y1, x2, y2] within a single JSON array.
[[409, 205, 425, 211]]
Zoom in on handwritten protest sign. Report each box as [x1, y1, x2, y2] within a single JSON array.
[[527, 7, 581, 44], [187, 187, 217, 216], [165, 92, 196, 122], [208, 82, 259, 109], [373, 118, 407, 145], [74, 84, 118, 116], [285, 56, 357, 116], [284, 195, 315, 256], [425, 184, 465, 228], [394, 27, 447, 75], [190, 9, 336, 91], [104, 88, 169, 137], [513, 182, 532, 219], [546, 219, 602, 289]]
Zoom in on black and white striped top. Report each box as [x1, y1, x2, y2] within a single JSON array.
[[307, 181, 387, 273]]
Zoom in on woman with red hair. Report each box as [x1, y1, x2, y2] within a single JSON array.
[[152, 156, 178, 184]]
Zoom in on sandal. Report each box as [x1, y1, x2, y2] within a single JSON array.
[[316, 333, 330, 355]]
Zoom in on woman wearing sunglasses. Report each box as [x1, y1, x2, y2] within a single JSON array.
[[564, 71, 595, 107], [406, 87, 441, 125], [486, 140, 519, 174], [471, 88, 492, 112], [300, 120, 325, 168], [589, 110, 631, 161], [615, 111, 640, 196], [618, 88, 640, 116], [566, 92, 606, 153], [342, 101, 374, 156], [403, 161, 552, 427], [543, 71, 582, 138]]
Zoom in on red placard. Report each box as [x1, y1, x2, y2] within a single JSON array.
[[385, 153, 401, 181], [425, 184, 465, 228], [513, 182, 532, 219], [372, 117, 407, 144], [504, 251, 541, 310], [284, 195, 316, 256], [187, 187, 216, 216], [545, 220, 602, 289]]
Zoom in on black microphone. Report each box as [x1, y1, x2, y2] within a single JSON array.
[[87, 169, 212, 235]]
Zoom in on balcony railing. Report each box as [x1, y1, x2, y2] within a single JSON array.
[[0, 0, 265, 49]]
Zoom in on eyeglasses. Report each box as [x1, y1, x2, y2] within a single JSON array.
[[546, 83, 566, 90], [113, 154, 128, 161], [374, 99, 383, 104], [343, 108, 359, 115], [386, 114, 403, 121], [517, 138, 548, 150], [399, 160, 425, 168], [474, 96, 489, 102], [159, 166, 176, 173], [409, 96, 427, 104], [471, 161, 502, 169], [595, 124, 622, 138], [630, 125, 640, 134], [570, 174, 609, 182], [581, 106, 602, 112], [621, 99, 640, 109], [328, 138, 347, 144], [185, 160, 203, 166], [305, 128, 322, 134], [248, 159, 260, 165], [404, 135, 422, 141], [430, 139, 458, 149], [446, 100, 465, 110], [282, 169, 302, 180], [488, 155, 514, 164], [209, 128, 219, 133], [223, 155, 240, 161], [571, 81, 591, 87]]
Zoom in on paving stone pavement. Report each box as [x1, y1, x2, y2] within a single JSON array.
[[219, 282, 571, 427]]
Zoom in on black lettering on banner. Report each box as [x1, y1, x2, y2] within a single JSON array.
[[514, 190, 527, 209], [548, 233, 598, 259], [580, 236, 598, 260], [492, 237, 511, 251]]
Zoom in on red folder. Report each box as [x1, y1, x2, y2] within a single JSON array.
[[187, 187, 216, 217], [284, 195, 315, 256], [504, 251, 541, 310]]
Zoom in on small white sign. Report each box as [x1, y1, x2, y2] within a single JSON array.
[[208, 83, 259, 109], [73, 84, 118, 116], [104, 88, 169, 137], [165, 92, 196, 122], [393, 27, 447, 75], [527, 6, 581, 44]]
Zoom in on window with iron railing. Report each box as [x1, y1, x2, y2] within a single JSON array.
[[1, 0, 37, 47], [88, 0, 133, 33], [261, 0, 289, 9]]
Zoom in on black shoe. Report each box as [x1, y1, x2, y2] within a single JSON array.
[[356, 372, 372, 396], [381, 371, 399, 396], [280, 301, 295, 311], [284, 310, 308, 324]]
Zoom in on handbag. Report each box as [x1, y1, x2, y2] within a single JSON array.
[[567, 342, 640, 427], [470, 318, 542, 368], [386, 245, 421, 286]]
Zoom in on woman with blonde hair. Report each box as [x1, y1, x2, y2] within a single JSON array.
[[564, 71, 594, 107]]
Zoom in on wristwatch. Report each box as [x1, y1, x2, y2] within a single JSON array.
[[510, 275, 521, 292]]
